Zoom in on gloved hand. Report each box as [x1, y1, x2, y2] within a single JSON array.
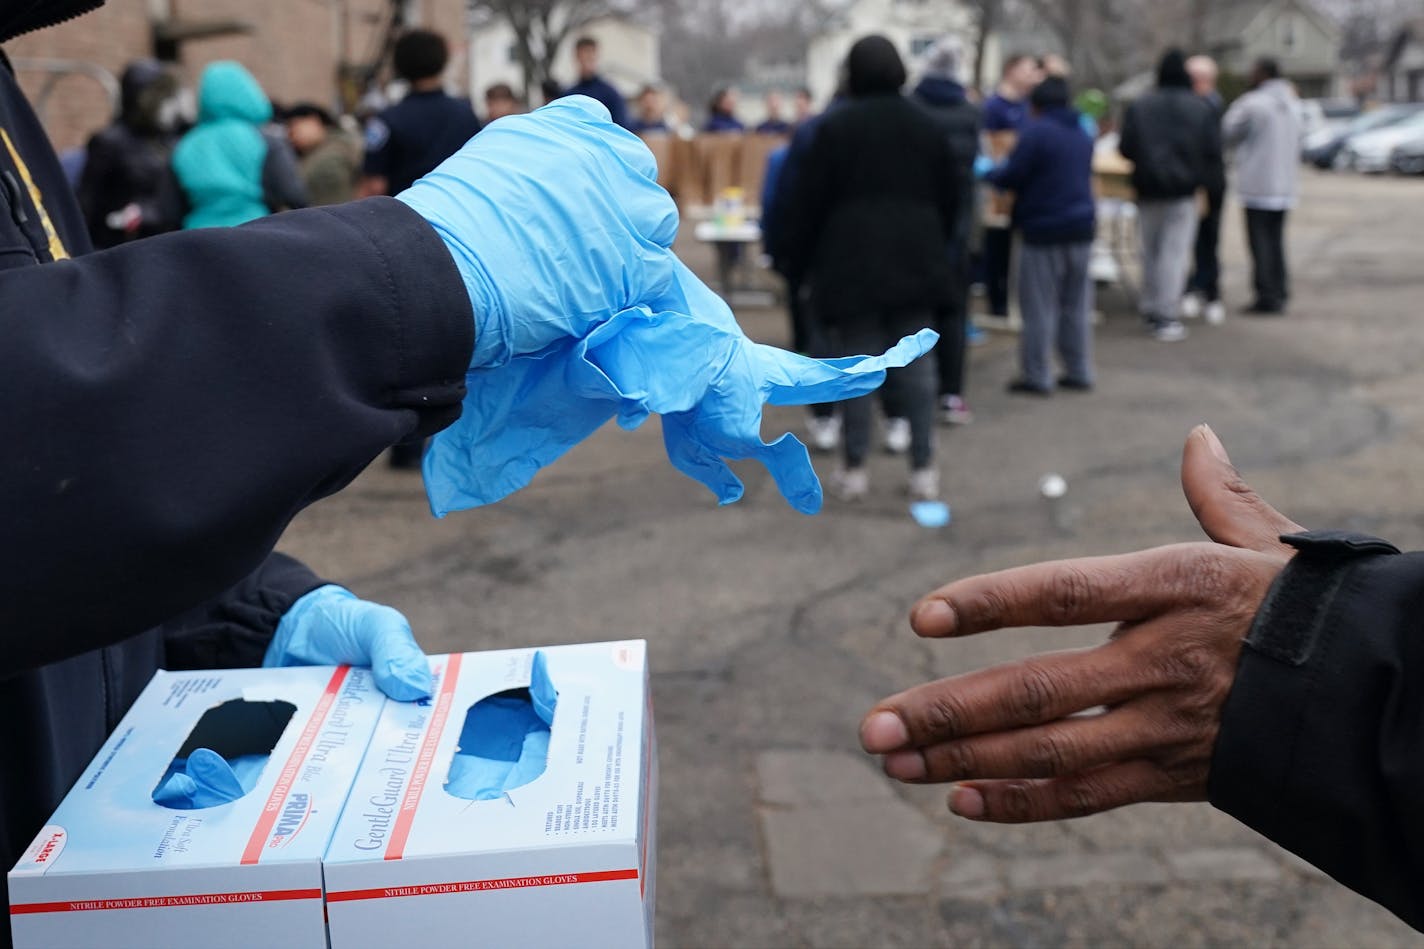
[[264, 585, 432, 701], [152, 748, 267, 809], [422, 256, 939, 516], [396, 95, 679, 370], [973, 154, 997, 180], [446, 652, 558, 801]]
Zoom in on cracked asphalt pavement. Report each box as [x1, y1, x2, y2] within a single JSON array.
[[280, 170, 1424, 948]]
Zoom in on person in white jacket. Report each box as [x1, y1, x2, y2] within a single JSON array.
[[1222, 58, 1301, 315]]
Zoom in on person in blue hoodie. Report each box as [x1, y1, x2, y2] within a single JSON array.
[[985, 76, 1096, 396], [169, 61, 306, 229]]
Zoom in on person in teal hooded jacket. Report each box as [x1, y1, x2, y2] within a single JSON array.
[[169, 61, 307, 228]]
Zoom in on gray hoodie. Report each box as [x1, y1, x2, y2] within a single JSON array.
[[1222, 78, 1301, 210]]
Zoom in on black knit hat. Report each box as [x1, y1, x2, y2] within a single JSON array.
[[846, 35, 907, 96], [1030, 75, 1071, 110]]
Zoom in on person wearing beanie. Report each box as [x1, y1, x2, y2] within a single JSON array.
[[984, 76, 1097, 396], [783, 35, 958, 503], [913, 35, 981, 427], [1120, 49, 1223, 342]]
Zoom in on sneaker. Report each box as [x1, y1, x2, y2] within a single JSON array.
[[1057, 377, 1094, 393], [1180, 293, 1203, 319], [807, 415, 842, 453], [966, 324, 989, 347], [908, 467, 941, 502], [883, 417, 912, 455], [831, 467, 870, 502], [1006, 379, 1053, 397], [1243, 302, 1285, 316], [1151, 320, 1189, 342], [1204, 300, 1226, 325], [940, 395, 974, 425]]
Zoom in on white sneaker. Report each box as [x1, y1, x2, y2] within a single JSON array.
[[883, 417, 911, 455], [1152, 320, 1189, 343], [832, 468, 870, 502], [1204, 301, 1226, 325], [1180, 293, 1203, 319], [908, 467, 941, 502], [807, 415, 841, 453]]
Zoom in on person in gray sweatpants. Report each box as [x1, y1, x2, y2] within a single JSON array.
[[1136, 198, 1198, 333], [984, 76, 1098, 395]]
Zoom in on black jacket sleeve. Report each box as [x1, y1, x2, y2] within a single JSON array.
[[1209, 530, 1424, 931], [161, 552, 325, 671], [781, 120, 834, 285], [0, 197, 473, 676]]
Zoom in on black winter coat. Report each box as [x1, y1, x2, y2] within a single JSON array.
[[782, 93, 958, 326], [76, 122, 176, 248], [912, 76, 979, 250], [0, 40, 473, 938], [1120, 86, 1222, 201]]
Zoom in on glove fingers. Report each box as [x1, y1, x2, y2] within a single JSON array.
[[749, 434, 824, 515], [186, 748, 247, 804], [661, 414, 746, 506], [362, 605, 433, 702], [760, 330, 941, 407]]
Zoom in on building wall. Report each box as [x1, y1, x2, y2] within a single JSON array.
[[468, 16, 659, 105], [6, 0, 468, 152], [1225, 0, 1340, 93]]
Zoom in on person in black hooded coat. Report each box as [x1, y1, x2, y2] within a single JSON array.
[[783, 34, 957, 503]]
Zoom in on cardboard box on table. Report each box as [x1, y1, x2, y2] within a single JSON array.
[[323, 641, 657, 949], [8, 666, 385, 949]]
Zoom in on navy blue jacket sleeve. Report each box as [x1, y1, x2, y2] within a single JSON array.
[[1209, 531, 1424, 932], [0, 197, 473, 675], [985, 129, 1038, 194]]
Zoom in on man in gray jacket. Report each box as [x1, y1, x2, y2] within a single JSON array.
[[1223, 58, 1301, 315]]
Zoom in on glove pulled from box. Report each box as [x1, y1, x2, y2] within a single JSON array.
[[445, 651, 559, 801], [152, 748, 268, 809]]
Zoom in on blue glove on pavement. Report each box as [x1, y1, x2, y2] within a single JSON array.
[[152, 749, 267, 810], [446, 652, 558, 801], [396, 96, 679, 370], [264, 585, 432, 701]]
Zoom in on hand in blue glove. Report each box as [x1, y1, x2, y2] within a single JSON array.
[[396, 95, 679, 369], [264, 585, 432, 701], [446, 652, 558, 801], [152, 749, 268, 809], [973, 154, 997, 180]]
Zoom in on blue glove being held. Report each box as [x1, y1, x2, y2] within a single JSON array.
[[264, 585, 432, 701], [402, 96, 939, 517], [153, 749, 267, 809]]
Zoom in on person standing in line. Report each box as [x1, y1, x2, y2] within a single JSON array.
[[1120, 49, 1220, 342], [979, 54, 1042, 320], [168, 61, 307, 230], [1182, 55, 1227, 326], [483, 83, 523, 123], [76, 60, 184, 248], [913, 36, 981, 427], [283, 103, 359, 207], [1223, 58, 1301, 316], [359, 27, 482, 469], [561, 36, 628, 129], [628, 85, 670, 134], [792, 87, 816, 127], [783, 36, 957, 503], [705, 88, 745, 133], [756, 91, 792, 134], [984, 76, 1097, 396]]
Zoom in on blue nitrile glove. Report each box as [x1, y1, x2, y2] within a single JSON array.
[[446, 652, 558, 801], [153, 749, 267, 809], [422, 255, 940, 517], [395, 96, 679, 370], [264, 585, 432, 701], [974, 154, 997, 179]]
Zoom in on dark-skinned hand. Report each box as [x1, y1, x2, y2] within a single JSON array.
[[859, 425, 1302, 823]]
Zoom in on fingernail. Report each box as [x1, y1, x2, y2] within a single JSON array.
[[860, 710, 910, 753], [883, 750, 927, 781], [911, 599, 956, 636], [1201, 424, 1231, 465], [948, 784, 985, 820]]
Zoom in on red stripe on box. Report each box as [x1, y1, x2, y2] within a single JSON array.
[[241, 666, 351, 865], [10, 888, 321, 915], [327, 869, 638, 903], [384, 653, 463, 860]]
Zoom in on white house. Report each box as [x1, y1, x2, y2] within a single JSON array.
[[467, 10, 659, 102], [1206, 0, 1341, 98], [806, 0, 992, 106]]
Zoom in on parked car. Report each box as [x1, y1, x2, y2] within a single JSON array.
[[1390, 133, 1424, 175], [1337, 110, 1424, 173], [1298, 97, 1360, 143], [1304, 104, 1424, 169]]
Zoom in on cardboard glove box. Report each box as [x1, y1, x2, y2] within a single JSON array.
[[8, 666, 385, 949], [324, 641, 657, 949]]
